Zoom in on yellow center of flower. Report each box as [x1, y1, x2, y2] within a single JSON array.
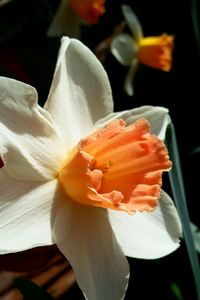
[[69, 0, 105, 24], [137, 34, 174, 71], [59, 119, 172, 214]]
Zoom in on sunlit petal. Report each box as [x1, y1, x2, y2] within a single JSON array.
[[108, 190, 181, 259], [0, 77, 67, 181], [52, 198, 130, 300], [0, 168, 59, 254], [94, 105, 170, 140], [45, 37, 113, 148]]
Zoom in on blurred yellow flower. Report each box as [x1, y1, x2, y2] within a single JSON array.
[[111, 5, 174, 96], [138, 34, 174, 71]]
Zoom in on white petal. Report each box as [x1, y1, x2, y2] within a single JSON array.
[[0, 168, 59, 254], [121, 5, 143, 40], [44, 37, 113, 148], [124, 59, 138, 96], [111, 34, 138, 66], [108, 190, 182, 259], [95, 105, 171, 140], [0, 77, 67, 181], [47, 0, 80, 38], [0, 0, 12, 7], [52, 199, 130, 300]]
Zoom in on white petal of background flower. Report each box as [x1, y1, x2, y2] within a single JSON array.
[[94, 106, 170, 140], [52, 199, 130, 300], [124, 59, 138, 96], [108, 190, 182, 259], [0, 0, 12, 7], [47, 0, 80, 38], [122, 5, 143, 40], [44, 37, 113, 148], [0, 168, 59, 254], [111, 34, 138, 66], [0, 77, 67, 181]]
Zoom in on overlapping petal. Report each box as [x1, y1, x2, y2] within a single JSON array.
[[108, 190, 182, 259], [44, 37, 113, 148], [110, 30, 139, 96], [52, 198, 130, 300], [122, 5, 143, 40], [111, 34, 138, 66], [95, 105, 170, 141], [0, 77, 67, 181], [0, 168, 59, 254], [124, 59, 139, 96]]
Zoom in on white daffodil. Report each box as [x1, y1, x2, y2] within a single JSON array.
[[0, 37, 181, 300], [111, 5, 174, 96], [47, 0, 105, 38]]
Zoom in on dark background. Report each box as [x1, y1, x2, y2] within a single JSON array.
[[0, 0, 199, 299]]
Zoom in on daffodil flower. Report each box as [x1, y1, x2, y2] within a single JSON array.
[[0, 37, 181, 300], [111, 5, 174, 96], [47, 0, 105, 38]]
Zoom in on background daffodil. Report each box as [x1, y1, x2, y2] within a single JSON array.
[[0, 37, 181, 300], [111, 5, 174, 96]]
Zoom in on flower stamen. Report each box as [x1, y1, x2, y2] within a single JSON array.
[[93, 160, 113, 173]]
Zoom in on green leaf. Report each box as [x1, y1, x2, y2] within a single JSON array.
[[170, 282, 184, 300], [14, 277, 55, 300], [166, 123, 200, 300], [190, 146, 200, 155], [191, 0, 200, 54]]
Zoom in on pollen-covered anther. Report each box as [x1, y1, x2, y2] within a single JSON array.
[[93, 160, 113, 173]]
